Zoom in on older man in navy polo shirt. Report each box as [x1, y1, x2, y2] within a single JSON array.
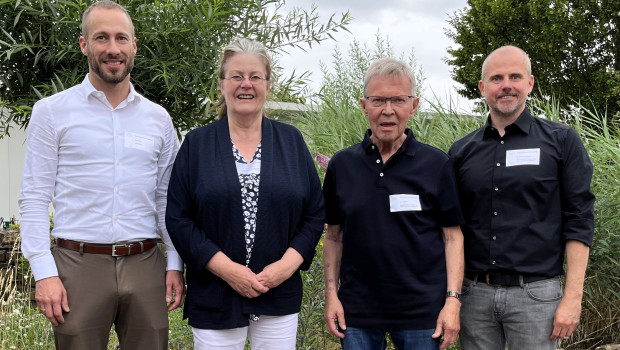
[[322, 57, 465, 350]]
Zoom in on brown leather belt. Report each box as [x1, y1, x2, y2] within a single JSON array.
[[56, 238, 157, 256]]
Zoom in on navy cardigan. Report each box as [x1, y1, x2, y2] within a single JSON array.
[[166, 116, 325, 329]]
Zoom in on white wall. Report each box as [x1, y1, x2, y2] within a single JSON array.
[[0, 124, 27, 223]]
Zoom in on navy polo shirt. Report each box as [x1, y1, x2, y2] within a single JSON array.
[[448, 108, 595, 277], [323, 129, 464, 330]]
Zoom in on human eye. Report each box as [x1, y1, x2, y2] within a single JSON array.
[[510, 74, 522, 81], [369, 97, 385, 106], [393, 96, 408, 106], [230, 75, 243, 82], [490, 75, 502, 82], [250, 75, 264, 83]]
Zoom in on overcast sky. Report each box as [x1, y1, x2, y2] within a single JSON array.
[[275, 0, 476, 113]]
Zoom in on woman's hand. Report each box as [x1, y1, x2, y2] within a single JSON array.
[[206, 252, 268, 298], [225, 263, 269, 298], [256, 248, 303, 289]]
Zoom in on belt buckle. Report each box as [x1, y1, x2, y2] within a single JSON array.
[[112, 243, 130, 257]]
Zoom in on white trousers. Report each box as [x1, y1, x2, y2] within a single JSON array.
[[192, 313, 299, 350]]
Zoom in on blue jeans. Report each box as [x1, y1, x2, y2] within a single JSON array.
[[460, 276, 562, 350], [341, 327, 438, 350]]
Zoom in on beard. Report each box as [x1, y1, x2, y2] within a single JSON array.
[[491, 97, 526, 118], [87, 48, 134, 85]]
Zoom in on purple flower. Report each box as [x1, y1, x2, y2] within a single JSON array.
[[313, 152, 331, 171]]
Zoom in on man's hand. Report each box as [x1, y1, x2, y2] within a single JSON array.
[[35, 276, 70, 326], [432, 297, 461, 350], [551, 296, 581, 339], [165, 270, 185, 311], [324, 293, 346, 339], [551, 240, 589, 340]]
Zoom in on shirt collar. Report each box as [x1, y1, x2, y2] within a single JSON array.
[[80, 74, 140, 105], [363, 129, 417, 157], [483, 107, 533, 139]]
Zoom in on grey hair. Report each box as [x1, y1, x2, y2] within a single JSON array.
[[481, 45, 532, 80], [215, 37, 273, 119], [363, 57, 417, 97], [82, 0, 134, 39]]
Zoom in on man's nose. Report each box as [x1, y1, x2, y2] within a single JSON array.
[[499, 78, 513, 90], [106, 40, 122, 55], [383, 100, 396, 114]]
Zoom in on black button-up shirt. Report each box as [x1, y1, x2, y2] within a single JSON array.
[[324, 129, 464, 330], [448, 108, 595, 277]]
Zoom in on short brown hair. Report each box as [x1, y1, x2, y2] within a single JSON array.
[[81, 0, 134, 39]]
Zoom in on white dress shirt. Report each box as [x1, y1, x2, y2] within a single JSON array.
[[19, 75, 183, 281]]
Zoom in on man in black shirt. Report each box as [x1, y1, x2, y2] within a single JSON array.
[[323, 57, 465, 350], [449, 45, 595, 349]]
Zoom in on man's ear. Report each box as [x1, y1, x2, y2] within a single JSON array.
[[79, 36, 88, 56]]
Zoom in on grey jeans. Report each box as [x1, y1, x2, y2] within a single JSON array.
[[459, 275, 563, 350]]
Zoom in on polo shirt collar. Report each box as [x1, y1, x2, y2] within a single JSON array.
[[483, 107, 533, 139], [362, 129, 417, 157]]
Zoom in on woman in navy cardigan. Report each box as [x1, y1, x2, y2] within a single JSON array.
[[165, 37, 325, 349]]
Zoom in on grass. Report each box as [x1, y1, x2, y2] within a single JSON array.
[[0, 239, 55, 349]]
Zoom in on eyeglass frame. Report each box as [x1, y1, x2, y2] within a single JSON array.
[[364, 95, 415, 108], [222, 75, 269, 84]]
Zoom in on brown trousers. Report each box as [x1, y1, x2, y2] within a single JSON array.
[[53, 245, 168, 350]]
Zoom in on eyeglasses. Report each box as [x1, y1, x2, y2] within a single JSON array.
[[365, 95, 414, 108], [223, 75, 269, 84]]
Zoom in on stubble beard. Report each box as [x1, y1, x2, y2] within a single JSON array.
[[491, 96, 526, 119], [87, 50, 134, 85]]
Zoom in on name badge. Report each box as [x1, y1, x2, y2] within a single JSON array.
[[125, 131, 154, 153], [506, 148, 540, 167], [236, 159, 261, 174], [389, 194, 421, 212]]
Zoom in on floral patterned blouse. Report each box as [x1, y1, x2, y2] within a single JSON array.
[[231, 141, 262, 266]]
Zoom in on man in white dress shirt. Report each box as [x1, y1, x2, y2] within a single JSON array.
[[18, 1, 185, 349]]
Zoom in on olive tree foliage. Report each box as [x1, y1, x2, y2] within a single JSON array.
[[445, 0, 620, 119], [0, 0, 351, 137]]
